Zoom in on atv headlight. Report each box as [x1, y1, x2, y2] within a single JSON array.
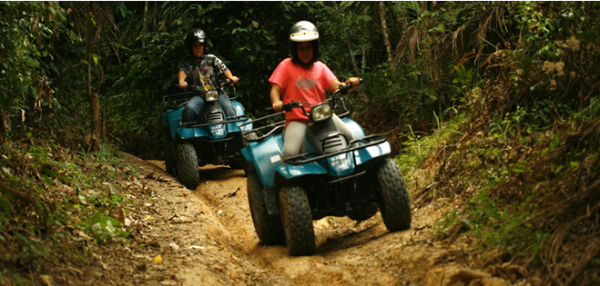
[[310, 103, 332, 122], [205, 91, 219, 102]]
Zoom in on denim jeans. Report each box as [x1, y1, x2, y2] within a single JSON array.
[[182, 94, 236, 124]]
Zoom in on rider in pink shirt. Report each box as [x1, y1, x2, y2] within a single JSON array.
[[269, 58, 337, 124], [269, 21, 360, 160]]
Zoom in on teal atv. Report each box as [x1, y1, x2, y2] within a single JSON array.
[[240, 80, 411, 256], [162, 81, 252, 190]]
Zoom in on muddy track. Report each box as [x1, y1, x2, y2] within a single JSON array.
[[128, 158, 503, 286]]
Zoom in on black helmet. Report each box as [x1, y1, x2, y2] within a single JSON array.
[[289, 21, 320, 66], [185, 28, 206, 58]]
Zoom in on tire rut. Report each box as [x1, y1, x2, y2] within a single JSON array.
[[143, 160, 482, 286]]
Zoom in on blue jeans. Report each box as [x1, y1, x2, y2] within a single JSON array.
[[182, 94, 236, 124]]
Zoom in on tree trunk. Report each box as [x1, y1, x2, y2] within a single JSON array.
[[362, 10, 369, 74], [101, 107, 106, 140], [87, 9, 101, 152], [346, 41, 360, 74], [91, 92, 101, 151], [143, 1, 148, 48], [0, 181, 36, 206], [379, 2, 393, 68]]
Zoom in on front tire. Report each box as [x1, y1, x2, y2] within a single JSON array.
[[373, 158, 411, 231], [175, 142, 200, 190], [279, 184, 315, 256], [247, 168, 285, 245]]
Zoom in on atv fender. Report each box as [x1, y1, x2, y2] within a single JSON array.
[[355, 141, 392, 165], [232, 100, 245, 116], [241, 134, 284, 186], [341, 118, 366, 139], [163, 107, 185, 139], [228, 100, 252, 133], [275, 161, 328, 180], [177, 126, 209, 140]]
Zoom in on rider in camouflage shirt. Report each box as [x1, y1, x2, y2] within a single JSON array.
[[179, 55, 230, 94], [178, 28, 239, 124]]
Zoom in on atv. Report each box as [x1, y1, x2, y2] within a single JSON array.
[[240, 80, 411, 256], [162, 80, 252, 190]]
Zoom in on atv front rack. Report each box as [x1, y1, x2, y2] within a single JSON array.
[[181, 115, 249, 128], [162, 92, 194, 110], [240, 112, 285, 142], [162, 90, 239, 110], [283, 134, 387, 166]]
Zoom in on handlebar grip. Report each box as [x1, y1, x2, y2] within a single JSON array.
[[282, 104, 293, 112], [348, 78, 363, 89]]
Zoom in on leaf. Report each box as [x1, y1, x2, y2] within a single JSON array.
[[30, 245, 50, 257], [31, 85, 40, 100], [43, 168, 58, 178], [550, 136, 560, 150], [79, 195, 88, 205], [104, 220, 116, 233], [340, 1, 354, 9], [40, 174, 53, 186]]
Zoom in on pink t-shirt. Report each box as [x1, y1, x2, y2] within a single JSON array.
[[269, 58, 337, 123]]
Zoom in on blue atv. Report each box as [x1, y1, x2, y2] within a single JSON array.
[[162, 80, 252, 190], [240, 80, 411, 256]]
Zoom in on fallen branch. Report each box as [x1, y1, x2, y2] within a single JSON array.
[[0, 181, 36, 206]]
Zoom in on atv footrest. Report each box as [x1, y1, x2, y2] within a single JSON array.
[[206, 136, 234, 143], [324, 170, 366, 185]]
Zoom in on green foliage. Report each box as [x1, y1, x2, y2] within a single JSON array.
[[0, 2, 65, 112], [79, 211, 128, 245], [0, 140, 139, 283], [412, 1, 600, 276]]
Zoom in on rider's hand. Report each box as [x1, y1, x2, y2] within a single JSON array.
[[229, 76, 240, 85], [345, 77, 360, 87], [272, 100, 283, 112], [179, 80, 188, 90]]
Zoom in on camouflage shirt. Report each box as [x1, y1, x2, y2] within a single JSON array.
[[179, 54, 229, 93]]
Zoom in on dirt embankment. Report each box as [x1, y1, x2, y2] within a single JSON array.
[[86, 155, 518, 286]]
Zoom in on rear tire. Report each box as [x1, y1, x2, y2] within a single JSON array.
[[279, 184, 315, 256], [247, 168, 285, 245], [175, 142, 200, 190], [373, 158, 411, 231], [163, 129, 175, 175]]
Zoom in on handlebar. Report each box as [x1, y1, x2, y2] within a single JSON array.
[[279, 78, 363, 115], [163, 79, 239, 110], [334, 78, 363, 96]]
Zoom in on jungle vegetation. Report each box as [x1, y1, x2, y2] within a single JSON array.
[[1, 1, 599, 285]]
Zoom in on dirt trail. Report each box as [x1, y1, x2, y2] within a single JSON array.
[[111, 155, 511, 286]]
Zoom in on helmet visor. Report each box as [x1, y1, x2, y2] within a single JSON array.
[[290, 31, 319, 42]]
